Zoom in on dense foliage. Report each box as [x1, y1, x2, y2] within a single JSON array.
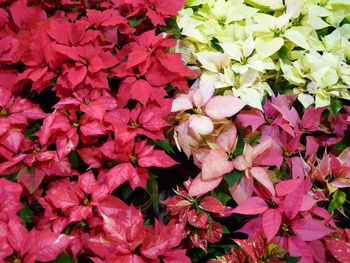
[[0, 0, 350, 262]]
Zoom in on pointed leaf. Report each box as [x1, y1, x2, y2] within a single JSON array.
[[232, 197, 268, 215], [205, 95, 246, 120], [262, 209, 282, 241], [202, 149, 234, 180], [188, 173, 222, 197], [324, 237, 350, 263], [291, 218, 334, 241]]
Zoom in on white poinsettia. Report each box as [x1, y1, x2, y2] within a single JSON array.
[[175, 0, 350, 109]]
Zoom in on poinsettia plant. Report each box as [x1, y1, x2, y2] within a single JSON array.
[[1, 0, 350, 262]]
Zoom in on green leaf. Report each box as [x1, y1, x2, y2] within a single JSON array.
[[144, 218, 151, 226], [128, 17, 146, 28], [281, 255, 301, 263], [68, 151, 80, 169], [328, 190, 347, 212], [4, 171, 18, 182], [210, 37, 224, 52], [234, 135, 245, 156], [153, 139, 175, 154], [22, 122, 40, 141], [328, 97, 342, 116], [114, 182, 133, 204], [221, 224, 230, 234], [51, 252, 74, 263], [212, 190, 231, 206], [278, 45, 288, 61], [333, 129, 350, 151], [147, 172, 159, 215], [103, 64, 118, 72], [224, 170, 243, 188], [17, 203, 34, 226], [159, 17, 182, 38]]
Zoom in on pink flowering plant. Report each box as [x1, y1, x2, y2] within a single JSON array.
[[0, 0, 350, 262]]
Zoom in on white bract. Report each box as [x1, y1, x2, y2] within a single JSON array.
[[175, 0, 350, 109]]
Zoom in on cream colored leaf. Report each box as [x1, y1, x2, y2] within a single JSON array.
[[255, 37, 284, 60], [298, 93, 314, 108], [220, 42, 242, 61], [303, 15, 330, 30], [285, 29, 310, 50]]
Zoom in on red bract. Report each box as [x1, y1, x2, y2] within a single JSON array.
[[144, 0, 185, 26], [105, 139, 177, 190], [0, 178, 23, 222], [104, 100, 171, 141], [54, 44, 118, 90], [44, 171, 108, 225], [112, 30, 197, 105], [0, 88, 45, 136], [0, 219, 72, 263], [324, 229, 350, 262], [87, 206, 190, 263], [162, 180, 233, 251]]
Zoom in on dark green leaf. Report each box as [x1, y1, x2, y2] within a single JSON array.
[[68, 151, 80, 169], [328, 190, 346, 212], [153, 139, 175, 154], [159, 17, 181, 38], [328, 98, 342, 116], [316, 28, 330, 39], [144, 218, 151, 226], [234, 136, 245, 156], [212, 190, 231, 206], [278, 46, 288, 61], [221, 224, 230, 234], [224, 170, 243, 188], [23, 123, 41, 141], [17, 203, 34, 226], [51, 252, 74, 263], [4, 171, 18, 182], [210, 37, 224, 52], [114, 182, 133, 204], [147, 172, 159, 215], [281, 255, 301, 263], [333, 129, 350, 151], [103, 64, 118, 72], [128, 17, 146, 28]]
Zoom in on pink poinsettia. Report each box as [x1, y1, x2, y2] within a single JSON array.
[[188, 124, 237, 196], [229, 137, 282, 204], [172, 87, 245, 159], [310, 146, 350, 188], [233, 178, 335, 262]]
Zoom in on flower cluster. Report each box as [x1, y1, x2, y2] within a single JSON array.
[[0, 0, 195, 262], [169, 49, 350, 262], [169, 72, 350, 259], [1, 0, 350, 262], [176, 0, 350, 108]]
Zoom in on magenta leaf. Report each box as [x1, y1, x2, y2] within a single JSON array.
[[262, 208, 282, 241], [232, 197, 268, 215], [291, 217, 334, 241]]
